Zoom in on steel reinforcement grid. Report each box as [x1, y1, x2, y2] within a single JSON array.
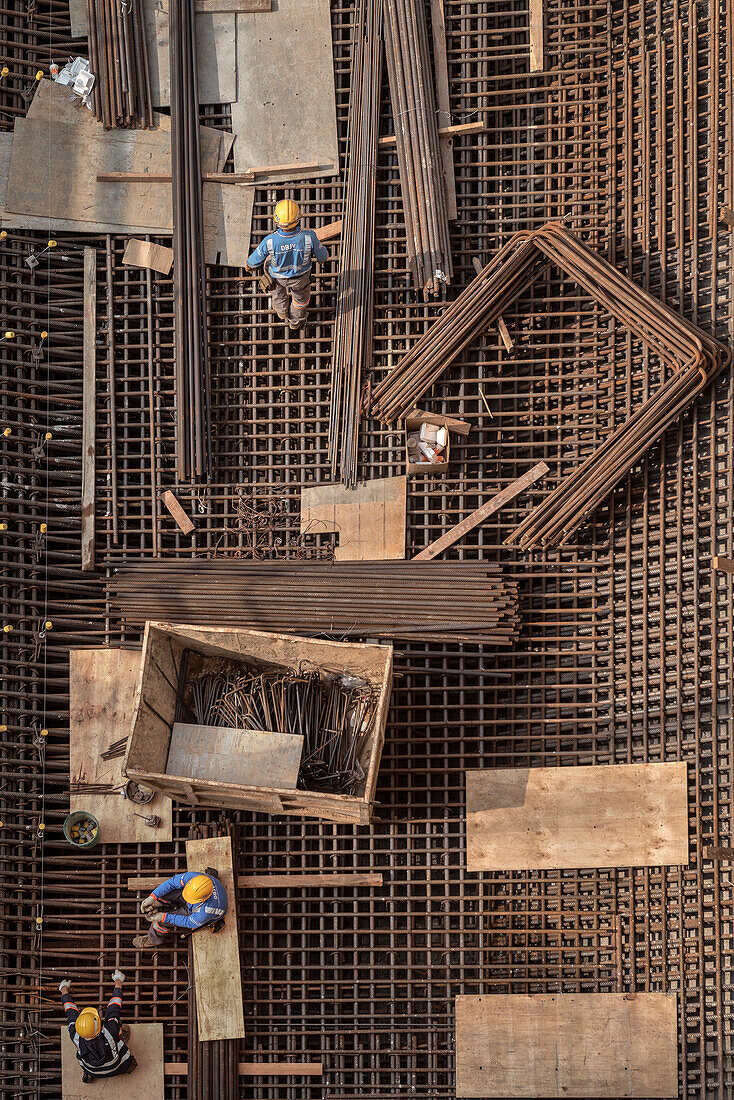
[[1, 0, 734, 1094]]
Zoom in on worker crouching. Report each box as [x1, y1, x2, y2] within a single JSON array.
[[59, 970, 137, 1082], [133, 870, 228, 951], [246, 198, 328, 331]]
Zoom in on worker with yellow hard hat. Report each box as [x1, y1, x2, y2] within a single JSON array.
[[133, 869, 228, 950], [59, 969, 137, 1082], [245, 198, 328, 332]]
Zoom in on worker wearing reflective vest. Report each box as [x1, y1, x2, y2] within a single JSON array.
[[133, 871, 228, 950], [59, 970, 136, 1082], [246, 198, 328, 330]]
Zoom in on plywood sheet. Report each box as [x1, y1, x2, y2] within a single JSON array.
[[123, 239, 174, 274], [466, 762, 688, 870], [69, 648, 173, 843], [167, 722, 303, 788], [454, 993, 678, 1098], [68, 0, 88, 36], [300, 476, 407, 560], [232, 0, 338, 181], [61, 1023, 164, 1099], [185, 835, 245, 1040], [144, 0, 237, 107]]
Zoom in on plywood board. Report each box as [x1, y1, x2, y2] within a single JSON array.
[[300, 476, 407, 560], [232, 0, 338, 181], [68, 0, 88, 36], [466, 762, 688, 871], [145, 0, 237, 107], [123, 239, 174, 275], [61, 1023, 164, 1099], [167, 722, 303, 788], [185, 835, 245, 1041], [69, 649, 173, 843], [454, 993, 678, 1097]]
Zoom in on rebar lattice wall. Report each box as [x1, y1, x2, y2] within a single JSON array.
[[1, 0, 734, 1094]]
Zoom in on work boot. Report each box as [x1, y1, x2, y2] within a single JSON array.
[[132, 935, 153, 950], [125, 1056, 138, 1075], [287, 319, 304, 332]]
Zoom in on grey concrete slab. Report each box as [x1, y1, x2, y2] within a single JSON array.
[[231, 0, 339, 182]]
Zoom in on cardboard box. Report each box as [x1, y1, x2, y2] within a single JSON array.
[[405, 417, 451, 475]]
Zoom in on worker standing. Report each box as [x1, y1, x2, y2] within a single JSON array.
[[59, 970, 137, 1082], [246, 199, 328, 331], [133, 870, 228, 950]]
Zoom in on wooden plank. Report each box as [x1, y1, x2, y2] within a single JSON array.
[[466, 762, 689, 871], [186, 835, 245, 1041], [128, 872, 383, 889], [61, 1023, 164, 1099], [164, 1061, 322, 1076], [301, 476, 407, 561], [244, 159, 320, 176], [98, 172, 258, 183], [81, 248, 96, 572], [529, 0, 545, 70], [455, 993, 678, 1097], [69, 649, 173, 843], [404, 407, 471, 437], [713, 555, 734, 574], [497, 316, 514, 352], [161, 489, 195, 533], [167, 722, 303, 789], [413, 462, 548, 560], [315, 219, 342, 242], [704, 844, 734, 860], [379, 120, 485, 147], [122, 239, 174, 275]]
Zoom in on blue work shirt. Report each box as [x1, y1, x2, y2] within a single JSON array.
[[247, 226, 328, 279], [152, 871, 228, 932]]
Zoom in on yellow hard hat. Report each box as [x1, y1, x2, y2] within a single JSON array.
[[75, 1007, 101, 1039], [182, 874, 214, 905], [274, 199, 300, 230]]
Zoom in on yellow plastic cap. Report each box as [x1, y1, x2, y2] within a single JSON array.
[[182, 874, 214, 905], [273, 198, 301, 230], [75, 1008, 101, 1040]]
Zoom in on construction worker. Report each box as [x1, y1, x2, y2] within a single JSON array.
[[245, 198, 328, 331], [133, 870, 228, 950], [59, 969, 137, 1082]]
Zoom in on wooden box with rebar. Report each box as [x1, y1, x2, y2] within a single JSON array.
[[123, 622, 393, 824]]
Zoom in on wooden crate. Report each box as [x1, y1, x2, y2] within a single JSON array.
[[405, 418, 450, 475], [123, 622, 393, 825]]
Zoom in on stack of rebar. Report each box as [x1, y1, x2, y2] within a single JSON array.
[[87, 0, 153, 128], [329, 0, 383, 486], [372, 223, 729, 545], [169, 0, 211, 480], [383, 0, 452, 296], [109, 560, 521, 645], [370, 235, 544, 422]]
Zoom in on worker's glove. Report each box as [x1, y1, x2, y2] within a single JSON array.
[[145, 909, 165, 924], [111, 969, 125, 983], [59, 979, 71, 993], [140, 894, 158, 916]]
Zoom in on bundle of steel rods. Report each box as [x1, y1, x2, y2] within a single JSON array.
[[370, 235, 544, 422], [187, 669, 377, 794], [372, 222, 729, 545], [109, 560, 521, 645], [87, 0, 153, 128], [169, 0, 211, 480], [329, 0, 383, 486], [383, 0, 452, 296]]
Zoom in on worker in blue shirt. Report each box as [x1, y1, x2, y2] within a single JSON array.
[[58, 969, 137, 1082], [246, 198, 328, 331], [133, 870, 228, 950]]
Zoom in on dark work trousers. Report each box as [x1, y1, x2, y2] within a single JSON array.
[[271, 271, 312, 326], [147, 889, 191, 947]]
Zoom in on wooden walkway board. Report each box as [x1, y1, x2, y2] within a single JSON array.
[[301, 476, 407, 560], [185, 835, 245, 1041], [69, 648, 173, 843], [455, 993, 678, 1097], [167, 722, 303, 789], [466, 762, 688, 870], [61, 1023, 164, 1098]]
